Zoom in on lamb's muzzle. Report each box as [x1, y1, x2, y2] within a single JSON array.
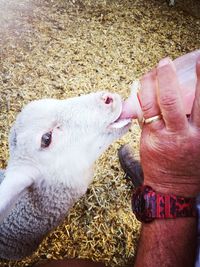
[[0, 91, 131, 260]]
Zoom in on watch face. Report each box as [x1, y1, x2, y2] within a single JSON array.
[[132, 185, 155, 223]]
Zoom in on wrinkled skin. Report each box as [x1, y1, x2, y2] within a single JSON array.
[[139, 57, 200, 197], [133, 57, 200, 267]]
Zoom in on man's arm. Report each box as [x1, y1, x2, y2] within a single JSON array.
[[135, 218, 197, 267], [134, 57, 200, 267]]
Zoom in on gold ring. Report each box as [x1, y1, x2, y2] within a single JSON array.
[[144, 114, 162, 124]]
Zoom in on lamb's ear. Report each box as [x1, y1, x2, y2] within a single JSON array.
[[0, 167, 34, 223]]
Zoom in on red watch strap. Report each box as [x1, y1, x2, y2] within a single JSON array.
[[155, 193, 196, 219], [145, 187, 197, 219], [132, 185, 197, 222]]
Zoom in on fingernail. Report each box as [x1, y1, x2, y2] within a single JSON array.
[[158, 57, 171, 68]]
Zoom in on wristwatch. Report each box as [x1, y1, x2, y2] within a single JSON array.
[[132, 185, 197, 223]]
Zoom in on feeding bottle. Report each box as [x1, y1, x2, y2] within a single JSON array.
[[120, 50, 200, 122]]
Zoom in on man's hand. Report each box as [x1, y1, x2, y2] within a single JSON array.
[[133, 56, 200, 267], [139, 57, 200, 197]]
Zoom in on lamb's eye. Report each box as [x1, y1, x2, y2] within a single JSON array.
[[41, 132, 52, 148]]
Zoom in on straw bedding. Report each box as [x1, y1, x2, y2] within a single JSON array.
[[0, 0, 199, 266]]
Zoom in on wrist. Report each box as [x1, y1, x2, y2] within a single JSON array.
[[135, 214, 197, 267]]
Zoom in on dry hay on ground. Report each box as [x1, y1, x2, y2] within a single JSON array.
[[0, 0, 199, 266]]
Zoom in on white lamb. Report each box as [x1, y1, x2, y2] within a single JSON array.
[[0, 91, 131, 260]]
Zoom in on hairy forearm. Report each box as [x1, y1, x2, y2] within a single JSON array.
[[134, 218, 197, 267]]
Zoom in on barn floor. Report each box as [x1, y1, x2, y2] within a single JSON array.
[[0, 0, 199, 266]]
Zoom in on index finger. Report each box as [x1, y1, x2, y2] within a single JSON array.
[[157, 58, 188, 132]]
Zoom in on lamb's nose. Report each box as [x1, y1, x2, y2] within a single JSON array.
[[102, 93, 114, 105]]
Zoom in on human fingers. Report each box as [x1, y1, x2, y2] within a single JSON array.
[[139, 68, 163, 130], [190, 56, 200, 128], [157, 58, 188, 132]]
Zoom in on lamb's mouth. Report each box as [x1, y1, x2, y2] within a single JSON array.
[[110, 117, 132, 129], [109, 105, 132, 129]]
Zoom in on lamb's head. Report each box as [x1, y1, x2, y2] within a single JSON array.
[[0, 91, 131, 221], [4, 91, 130, 192]]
